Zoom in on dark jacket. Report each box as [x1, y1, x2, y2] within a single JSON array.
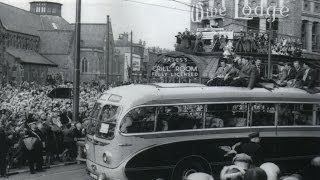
[[239, 64, 258, 89], [286, 67, 296, 81], [236, 141, 263, 166], [303, 68, 317, 88]]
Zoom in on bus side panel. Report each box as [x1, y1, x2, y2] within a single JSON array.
[[124, 135, 320, 180], [124, 138, 245, 180]]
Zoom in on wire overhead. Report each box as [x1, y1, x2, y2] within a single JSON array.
[[122, 0, 300, 39]]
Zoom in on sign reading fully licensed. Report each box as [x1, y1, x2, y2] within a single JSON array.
[[151, 55, 199, 78], [191, 0, 289, 23]]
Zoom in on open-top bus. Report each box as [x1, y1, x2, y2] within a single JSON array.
[[85, 83, 320, 180]]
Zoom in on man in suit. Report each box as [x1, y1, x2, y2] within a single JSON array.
[[302, 62, 317, 89], [289, 61, 306, 88], [285, 63, 296, 81], [230, 57, 257, 89], [255, 59, 265, 83], [207, 58, 230, 86]]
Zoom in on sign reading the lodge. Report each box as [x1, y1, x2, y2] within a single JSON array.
[[151, 55, 199, 78], [191, 0, 290, 23]]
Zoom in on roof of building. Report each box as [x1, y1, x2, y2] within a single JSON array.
[[43, 54, 72, 68], [0, 2, 41, 36], [77, 23, 114, 49], [30, 0, 62, 4], [39, 15, 73, 31], [6, 47, 57, 66], [39, 30, 74, 54]]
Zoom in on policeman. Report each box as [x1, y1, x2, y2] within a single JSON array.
[[235, 132, 263, 166], [19, 126, 44, 174]]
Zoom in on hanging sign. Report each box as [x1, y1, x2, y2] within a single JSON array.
[[151, 55, 199, 78]]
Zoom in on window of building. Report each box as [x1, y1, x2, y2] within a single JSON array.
[[52, 8, 56, 14], [315, 3, 320, 13], [47, 7, 52, 13], [301, 20, 307, 49], [36, 6, 40, 13], [304, 1, 311, 11], [81, 58, 88, 73], [247, 17, 260, 32]]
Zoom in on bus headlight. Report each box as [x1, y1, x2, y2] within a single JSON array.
[[102, 151, 112, 164]]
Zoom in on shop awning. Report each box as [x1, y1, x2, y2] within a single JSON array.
[[6, 47, 57, 67]]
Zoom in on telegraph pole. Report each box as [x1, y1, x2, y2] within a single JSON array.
[[73, 0, 81, 122], [267, 16, 273, 79], [106, 15, 110, 87], [130, 31, 133, 82]]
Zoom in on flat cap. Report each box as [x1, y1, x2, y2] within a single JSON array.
[[249, 132, 260, 139]]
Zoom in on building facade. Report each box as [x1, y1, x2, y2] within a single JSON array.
[[115, 33, 146, 83], [190, 0, 320, 55], [78, 23, 117, 84], [0, 1, 117, 85]]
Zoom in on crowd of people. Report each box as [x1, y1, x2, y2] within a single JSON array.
[[175, 29, 303, 57], [0, 80, 111, 177], [206, 55, 317, 91]]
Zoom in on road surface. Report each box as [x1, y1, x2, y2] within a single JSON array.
[[8, 164, 89, 180]]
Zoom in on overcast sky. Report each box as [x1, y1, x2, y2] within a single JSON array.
[[0, 0, 191, 49]]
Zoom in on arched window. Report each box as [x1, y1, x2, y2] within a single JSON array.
[[81, 58, 88, 73]]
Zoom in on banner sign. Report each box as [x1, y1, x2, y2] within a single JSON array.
[[191, 0, 289, 23], [151, 55, 199, 78]]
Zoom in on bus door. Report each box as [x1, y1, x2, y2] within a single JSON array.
[[94, 104, 120, 166], [86, 103, 103, 163]]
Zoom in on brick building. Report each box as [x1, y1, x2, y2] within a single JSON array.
[[190, 0, 320, 55], [115, 33, 146, 83]]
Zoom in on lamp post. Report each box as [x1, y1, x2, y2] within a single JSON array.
[[267, 16, 273, 79], [73, 0, 81, 122]]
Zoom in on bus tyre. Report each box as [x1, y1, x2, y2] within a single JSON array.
[[171, 157, 211, 180]]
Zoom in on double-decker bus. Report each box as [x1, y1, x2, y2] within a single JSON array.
[[85, 83, 320, 180]]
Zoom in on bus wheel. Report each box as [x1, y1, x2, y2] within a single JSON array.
[[171, 156, 211, 180]]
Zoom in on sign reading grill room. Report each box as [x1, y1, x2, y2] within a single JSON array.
[[151, 55, 199, 78]]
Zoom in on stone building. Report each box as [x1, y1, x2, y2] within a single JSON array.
[[0, 2, 60, 84], [0, 0, 117, 85], [79, 22, 118, 84]]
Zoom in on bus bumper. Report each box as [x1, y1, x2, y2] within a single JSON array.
[[86, 159, 128, 180]]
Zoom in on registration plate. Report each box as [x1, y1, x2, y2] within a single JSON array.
[[89, 173, 98, 179]]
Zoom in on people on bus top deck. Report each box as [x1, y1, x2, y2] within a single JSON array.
[[230, 57, 258, 89]]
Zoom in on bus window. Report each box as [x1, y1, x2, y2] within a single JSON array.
[[120, 107, 156, 134], [157, 105, 203, 131], [278, 104, 313, 126], [97, 105, 120, 138], [206, 103, 248, 128], [251, 103, 275, 126], [86, 103, 101, 135], [99, 105, 119, 123]]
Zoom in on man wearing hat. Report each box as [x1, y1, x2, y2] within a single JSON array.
[[235, 132, 264, 166]]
